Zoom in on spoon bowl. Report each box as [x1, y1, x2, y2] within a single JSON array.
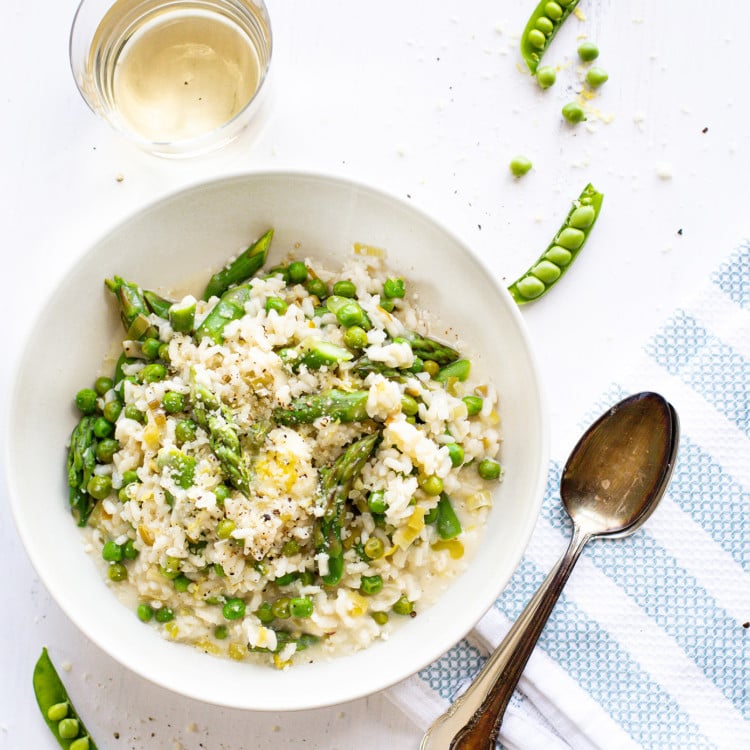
[[421, 392, 679, 750]]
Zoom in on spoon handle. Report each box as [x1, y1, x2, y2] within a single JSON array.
[[420, 526, 591, 750]]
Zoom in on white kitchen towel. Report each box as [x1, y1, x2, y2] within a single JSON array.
[[388, 243, 750, 749]]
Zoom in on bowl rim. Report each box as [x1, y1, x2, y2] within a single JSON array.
[[4, 169, 549, 710]]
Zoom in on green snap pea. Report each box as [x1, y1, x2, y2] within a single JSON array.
[[509, 156, 533, 178], [462, 395, 483, 416], [507, 183, 604, 305], [70, 738, 90, 750], [585, 66, 609, 88], [562, 101, 586, 123], [520, 0, 580, 74], [577, 41, 599, 62], [436, 492, 462, 540], [435, 359, 470, 383], [536, 65, 556, 89], [33, 648, 99, 750], [169, 298, 196, 333]]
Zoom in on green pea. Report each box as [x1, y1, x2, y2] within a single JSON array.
[[568, 205, 597, 229], [408, 357, 424, 374], [271, 597, 291, 619], [223, 598, 246, 620], [531, 260, 562, 284], [216, 519, 236, 539], [535, 16, 554, 34], [75, 388, 98, 415], [545, 245, 573, 266], [288, 261, 308, 284], [93, 416, 114, 439], [139, 363, 167, 383], [95, 438, 119, 464], [86, 475, 111, 500], [367, 489, 387, 514], [364, 536, 385, 560], [585, 66, 608, 88], [447, 442, 464, 467], [173, 574, 191, 592], [281, 539, 301, 556], [298, 570, 315, 586], [332, 279, 356, 298], [162, 391, 185, 414], [266, 265, 290, 283], [265, 296, 288, 315], [108, 563, 127, 582], [343, 325, 369, 349], [371, 611, 389, 625], [478, 458, 502, 480], [102, 540, 123, 562], [536, 65, 556, 89], [401, 394, 419, 416], [121, 540, 138, 560], [360, 574, 383, 596], [509, 156, 532, 178], [70, 737, 90, 750], [102, 400, 122, 423], [137, 603, 154, 622], [158, 343, 170, 362], [289, 596, 314, 618], [515, 276, 546, 300], [94, 376, 114, 396], [255, 601, 274, 624], [334, 302, 363, 328], [392, 596, 414, 616], [141, 337, 162, 360], [175, 419, 197, 445], [435, 359, 470, 383], [58, 717, 80, 740], [556, 227, 586, 250], [577, 41, 599, 62], [545, 1, 563, 20], [47, 702, 69, 721], [422, 360, 440, 378], [121, 470, 138, 487], [419, 474, 443, 496], [562, 101, 586, 123], [214, 483, 231, 504], [379, 298, 395, 312], [527, 28, 546, 49], [214, 624, 228, 639], [462, 395, 483, 416], [160, 556, 181, 579], [383, 278, 406, 299], [124, 404, 145, 423], [305, 277, 327, 298], [154, 606, 174, 623]]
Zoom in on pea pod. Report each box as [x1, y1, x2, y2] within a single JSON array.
[[436, 492, 462, 540], [33, 648, 98, 750], [520, 0, 580, 74], [507, 182, 603, 305]]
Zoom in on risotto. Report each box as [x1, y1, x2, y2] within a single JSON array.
[[66, 231, 503, 668]]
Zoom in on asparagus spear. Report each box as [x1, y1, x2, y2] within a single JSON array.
[[273, 389, 369, 426], [314, 432, 380, 585], [401, 331, 459, 365], [203, 229, 274, 300], [195, 284, 253, 344], [67, 416, 97, 526]]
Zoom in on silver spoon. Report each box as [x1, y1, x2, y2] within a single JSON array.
[[421, 391, 679, 750]]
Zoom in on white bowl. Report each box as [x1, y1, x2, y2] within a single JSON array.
[[6, 171, 548, 711]]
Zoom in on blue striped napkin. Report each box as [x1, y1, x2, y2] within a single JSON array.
[[388, 244, 750, 749]]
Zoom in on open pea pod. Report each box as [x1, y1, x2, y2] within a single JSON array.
[[508, 182, 603, 305], [520, 0, 580, 74], [33, 648, 98, 750]]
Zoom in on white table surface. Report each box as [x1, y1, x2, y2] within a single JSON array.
[[2, 1, 749, 748]]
